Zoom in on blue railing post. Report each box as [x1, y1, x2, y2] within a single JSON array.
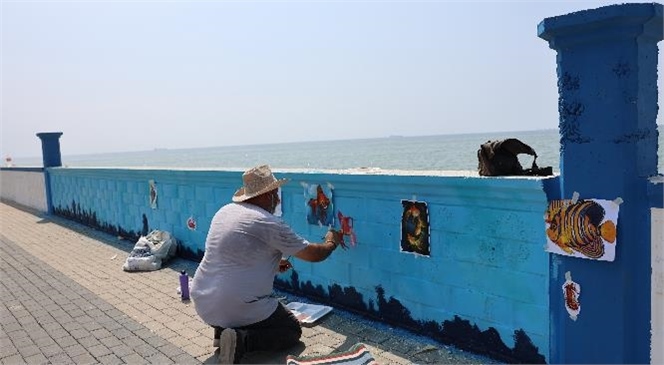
[[538, 3, 662, 364], [36, 132, 63, 214], [36, 132, 64, 168]]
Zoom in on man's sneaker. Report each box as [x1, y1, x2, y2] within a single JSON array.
[[218, 328, 245, 364]]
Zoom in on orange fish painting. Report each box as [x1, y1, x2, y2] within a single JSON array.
[[545, 198, 619, 261], [305, 183, 334, 226]]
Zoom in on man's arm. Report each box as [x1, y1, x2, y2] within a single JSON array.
[[294, 230, 341, 262]]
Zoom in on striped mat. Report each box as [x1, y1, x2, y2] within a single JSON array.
[[286, 343, 378, 365]]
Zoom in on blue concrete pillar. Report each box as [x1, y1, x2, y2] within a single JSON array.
[[36, 132, 63, 214], [538, 3, 662, 364], [36, 132, 63, 168]]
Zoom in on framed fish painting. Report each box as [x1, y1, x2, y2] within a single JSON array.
[[544, 198, 619, 261], [400, 200, 430, 257], [304, 183, 334, 226]]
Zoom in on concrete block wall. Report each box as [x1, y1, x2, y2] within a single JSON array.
[[48, 168, 239, 256], [47, 166, 554, 363], [0, 168, 47, 212]]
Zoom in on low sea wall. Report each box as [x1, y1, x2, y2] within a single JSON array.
[[46, 166, 556, 363], [0, 167, 47, 212]]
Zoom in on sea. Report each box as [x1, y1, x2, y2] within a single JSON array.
[[12, 128, 664, 174]]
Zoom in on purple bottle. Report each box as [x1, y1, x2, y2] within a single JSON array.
[[179, 270, 190, 300]]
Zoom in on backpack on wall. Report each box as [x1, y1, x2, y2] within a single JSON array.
[[477, 138, 553, 177]]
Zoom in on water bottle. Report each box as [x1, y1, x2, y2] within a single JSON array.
[[179, 270, 190, 300]]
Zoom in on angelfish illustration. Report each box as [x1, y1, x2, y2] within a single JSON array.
[[545, 199, 616, 259]]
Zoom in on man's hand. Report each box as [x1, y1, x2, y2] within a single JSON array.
[[325, 229, 347, 250], [278, 258, 293, 273]]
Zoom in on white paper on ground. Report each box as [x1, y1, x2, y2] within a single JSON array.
[[286, 302, 333, 324]]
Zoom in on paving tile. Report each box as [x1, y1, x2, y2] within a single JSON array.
[[54, 335, 78, 348], [63, 343, 87, 358], [146, 352, 176, 364], [0, 353, 25, 365], [88, 343, 112, 358], [16, 343, 41, 358], [46, 352, 75, 364], [97, 353, 123, 365], [121, 352, 150, 365], [23, 352, 48, 365], [133, 342, 159, 357], [91, 327, 113, 340], [39, 343, 64, 357], [71, 352, 97, 365], [109, 343, 135, 358]]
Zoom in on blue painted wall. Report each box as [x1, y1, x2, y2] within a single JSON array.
[[48, 167, 555, 362]]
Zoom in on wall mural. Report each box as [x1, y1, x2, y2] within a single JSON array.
[[545, 197, 620, 261], [400, 200, 430, 257], [148, 180, 158, 209], [274, 274, 546, 364], [304, 183, 334, 226]]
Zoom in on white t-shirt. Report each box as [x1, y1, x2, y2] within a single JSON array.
[[190, 202, 309, 328]]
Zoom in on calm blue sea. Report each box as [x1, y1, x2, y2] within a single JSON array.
[[14, 128, 664, 173]]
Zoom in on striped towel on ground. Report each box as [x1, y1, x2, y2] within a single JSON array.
[[286, 343, 378, 365]]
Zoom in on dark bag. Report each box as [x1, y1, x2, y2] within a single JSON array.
[[477, 138, 553, 176]]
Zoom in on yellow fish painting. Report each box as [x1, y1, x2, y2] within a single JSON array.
[[545, 199, 618, 260]]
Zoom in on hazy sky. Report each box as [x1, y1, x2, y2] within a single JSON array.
[[2, 0, 662, 158]]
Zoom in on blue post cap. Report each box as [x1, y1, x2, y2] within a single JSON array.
[[537, 3, 663, 47], [36, 132, 64, 168]]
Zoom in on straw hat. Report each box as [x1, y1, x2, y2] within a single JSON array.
[[232, 165, 289, 202]]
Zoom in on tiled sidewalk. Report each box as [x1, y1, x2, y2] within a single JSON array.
[[0, 202, 497, 364]]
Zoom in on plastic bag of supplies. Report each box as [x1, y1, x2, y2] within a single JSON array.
[[123, 230, 176, 271]]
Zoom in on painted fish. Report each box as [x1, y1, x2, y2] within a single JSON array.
[[545, 199, 616, 258], [307, 185, 331, 225], [403, 205, 426, 248]]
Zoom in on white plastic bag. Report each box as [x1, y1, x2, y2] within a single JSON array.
[[123, 230, 176, 272]]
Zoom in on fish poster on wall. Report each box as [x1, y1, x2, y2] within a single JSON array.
[[304, 183, 334, 226], [401, 200, 430, 257], [148, 180, 158, 210], [545, 198, 619, 261]]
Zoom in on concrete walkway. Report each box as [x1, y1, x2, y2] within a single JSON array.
[[0, 201, 498, 364]]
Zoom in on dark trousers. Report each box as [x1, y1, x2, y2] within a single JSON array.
[[215, 302, 302, 352]]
